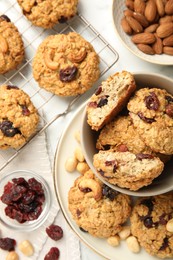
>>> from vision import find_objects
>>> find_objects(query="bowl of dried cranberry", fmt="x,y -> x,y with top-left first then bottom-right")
0,170 -> 51,231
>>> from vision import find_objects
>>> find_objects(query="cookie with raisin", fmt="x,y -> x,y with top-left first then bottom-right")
130,194 -> 173,258
93,150 -> 164,191
17,0 -> 78,28
68,169 -> 131,238
32,32 -> 100,96
86,71 -> 136,131
0,85 -> 39,149
0,15 -> 24,74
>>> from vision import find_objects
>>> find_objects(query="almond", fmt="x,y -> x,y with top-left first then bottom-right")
165,0 -> 173,15
137,43 -> 155,54
124,9 -> 134,17
126,16 -> 143,33
159,15 -> 173,24
156,22 -> 173,37
121,17 -> 133,35
163,34 -> 173,46
152,33 -> 163,54
144,23 -> 159,33
131,32 -> 156,44
155,0 -> 165,17
145,0 -> 157,22
133,12 -> 149,27
125,0 -> 134,11
134,0 -> 146,15
163,46 -> 173,54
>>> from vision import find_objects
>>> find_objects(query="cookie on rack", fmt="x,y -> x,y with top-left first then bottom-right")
0,15 -> 24,74
0,85 -> 39,149
130,194 -> 173,258
68,169 -> 131,238
96,115 -> 171,163
127,88 -> 173,155
86,71 -> 136,131
93,150 -> 164,191
17,0 -> 78,28
32,32 -> 100,96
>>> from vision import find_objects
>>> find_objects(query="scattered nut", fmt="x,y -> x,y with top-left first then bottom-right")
65,156 -> 78,172
118,226 -> 131,240
107,235 -> 120,247
18,240 -> 34,256
126,236 -> 140,253
74,130 -> 81,143
6,251 -> 19,260
76,162 -> 90,175
74,147 -> 85,162
166,218 -> 173,232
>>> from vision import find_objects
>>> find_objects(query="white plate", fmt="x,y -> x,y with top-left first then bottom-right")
111,0 -> 173,65
53,101 -> 170,260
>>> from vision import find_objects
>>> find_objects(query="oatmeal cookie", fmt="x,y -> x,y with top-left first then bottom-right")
127,88 -> 173,154
130,194 -> 173,258
32,32 -> 100,96
93,150 -> 164,191
68,170 -> 131,238
0,85 -> 39,149
17,0 -> 78,28
0,15 -> 24,74
96,115 -> 171,163
86,71 -> 136,131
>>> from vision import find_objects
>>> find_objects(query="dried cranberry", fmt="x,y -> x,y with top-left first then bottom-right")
117,144 -> 128,152
27,205 -> 42,221
1,192 -> 12,205
0,120 -> 21,137
79,187 -> 92,193
105,160 -> 117,173
165,95 -> 173,103
58,16 -> 68,23
159,237 -> 169,251
103,145 -> 111,150
46,225 -> 63,241
99,169 -> 105,176
6,85 -> 19,90
28,178 -> 44,194
136,153 -> 154,160
76,209 -> 81,217
102,184 -> 119,201
137,112 -> 156,123
88,101 -> 97,108
79,227 -> 88,232
144,92 -> 160,110
165,104 -> 173,117
22,190 -> 35,204
59,66 -> 78,82
97,96 -> 109,108
159,214 -> 168,225
12,177 -> 28,187
143,216 -> 153,228
95,86 -> 102,95
0,238 -> 16,251
44,247 -> 60,260
0,15 -> 11,22
20,105 -> 30,116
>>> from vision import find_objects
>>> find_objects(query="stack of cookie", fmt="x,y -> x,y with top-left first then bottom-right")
86,70 -> 173,191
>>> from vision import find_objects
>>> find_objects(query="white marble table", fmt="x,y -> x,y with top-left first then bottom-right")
46,0 -> 173,259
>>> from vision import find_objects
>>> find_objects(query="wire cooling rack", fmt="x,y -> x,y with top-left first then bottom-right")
0,0 -> 119,170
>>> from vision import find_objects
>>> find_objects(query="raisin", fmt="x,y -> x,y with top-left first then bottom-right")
44,247 -> 60,260
95,86 -> 102,95
136,153 -> 154,160
76,209 -> 81,217
140,198 -> 154,213
103,145 -> 111,150
0,238 -> 16,251
102,184 -> 119,201
97,96 -> 109,107
20,105 -> 30,116
0,15 -> 11,22
159,213 -> 168,225
59,66 -> 78,82
137,112 -> 156,123
165,104 -> 173,117
144,92 -> 160,110
79,187 -> 92,193
58,16 -> 68,23
6,85 -> 19,90
99,169 -> 105,176
143,216 -> 153,228
0,120 -> 21,137
165,95 -> 173,103
46,225 -> 63,241
79,227 -> 88,232
159,238 -> 169,251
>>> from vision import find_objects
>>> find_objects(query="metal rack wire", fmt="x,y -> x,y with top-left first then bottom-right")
0,0 -> 119,170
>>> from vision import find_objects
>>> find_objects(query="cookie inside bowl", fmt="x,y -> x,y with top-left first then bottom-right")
81,71 -> 173,197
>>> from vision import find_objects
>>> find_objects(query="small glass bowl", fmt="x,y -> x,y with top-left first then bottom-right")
0,170 -> 51,231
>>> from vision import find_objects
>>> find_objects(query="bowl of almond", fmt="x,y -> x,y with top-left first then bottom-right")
112,0 -> 173,65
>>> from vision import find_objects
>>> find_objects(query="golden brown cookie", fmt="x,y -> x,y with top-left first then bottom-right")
0,85 -> 39,149
32,32 -> 100,96
68,170 -> 131,238
130,194 -> 173,258
0,15 -> 24,74
17,0 -> 78,28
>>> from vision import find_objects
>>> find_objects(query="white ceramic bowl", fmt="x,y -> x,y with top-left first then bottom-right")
81,72 -> 173,197
0,170 -> 51,231
112,0 -> 173,65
